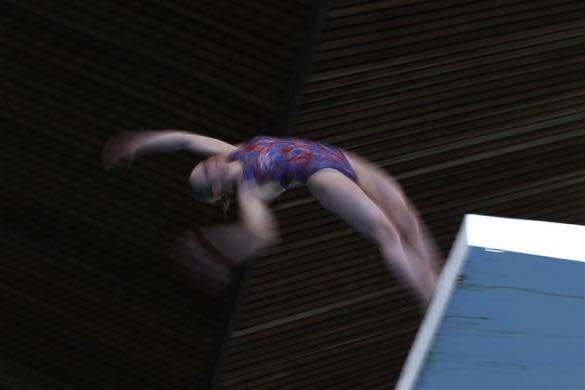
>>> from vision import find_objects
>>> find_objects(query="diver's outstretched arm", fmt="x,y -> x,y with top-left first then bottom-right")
103,130 -> 237,169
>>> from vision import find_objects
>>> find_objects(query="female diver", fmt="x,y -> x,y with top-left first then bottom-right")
103,130 -> 441,302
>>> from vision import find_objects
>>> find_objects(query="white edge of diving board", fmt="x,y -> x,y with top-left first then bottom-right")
466,214 -> 585,262
394,214 -> 585,390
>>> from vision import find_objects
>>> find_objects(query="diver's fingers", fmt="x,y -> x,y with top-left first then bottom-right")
102,132 -> 137,170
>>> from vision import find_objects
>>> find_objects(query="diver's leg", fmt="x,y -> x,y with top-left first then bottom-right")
307,169 -> 436,302
344,152 -> 442,278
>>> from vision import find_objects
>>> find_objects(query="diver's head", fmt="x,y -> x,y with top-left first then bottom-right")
189,156 -> 240,204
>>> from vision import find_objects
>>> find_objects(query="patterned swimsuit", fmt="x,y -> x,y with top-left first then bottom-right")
228,136 -> 358,188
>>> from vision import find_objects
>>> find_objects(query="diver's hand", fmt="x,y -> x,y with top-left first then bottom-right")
102,132 -> 140,170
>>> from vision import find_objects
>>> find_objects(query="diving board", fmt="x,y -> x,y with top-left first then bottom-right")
396,215 -> 585,390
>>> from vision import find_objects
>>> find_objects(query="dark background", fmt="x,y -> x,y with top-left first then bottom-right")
2,1 -> 323,388
2,0 -> 585,389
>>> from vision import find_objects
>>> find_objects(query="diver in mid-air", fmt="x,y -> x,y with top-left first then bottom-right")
104,130 -> 441,302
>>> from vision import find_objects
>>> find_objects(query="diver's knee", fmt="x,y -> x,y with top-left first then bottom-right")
367,216 -> 401,246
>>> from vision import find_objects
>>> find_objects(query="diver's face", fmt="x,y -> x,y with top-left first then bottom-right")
190,159 -> 233,204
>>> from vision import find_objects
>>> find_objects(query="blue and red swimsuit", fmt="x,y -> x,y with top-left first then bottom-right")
228,136 -> 358,188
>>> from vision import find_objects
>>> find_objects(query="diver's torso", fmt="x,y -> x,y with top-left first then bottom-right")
229,136 -> 357,190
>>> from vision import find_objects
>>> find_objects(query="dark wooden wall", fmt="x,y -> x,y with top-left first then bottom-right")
220,0 -> 585,388
1,1 -> 323,388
